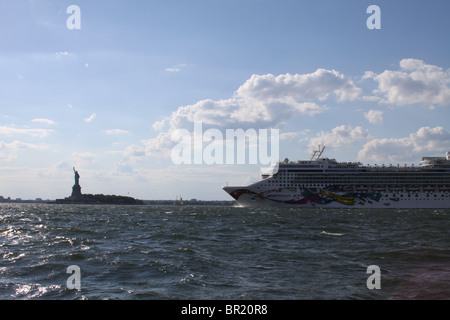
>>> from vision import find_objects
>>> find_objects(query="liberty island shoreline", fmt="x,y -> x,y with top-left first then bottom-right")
0,166 -> 236,206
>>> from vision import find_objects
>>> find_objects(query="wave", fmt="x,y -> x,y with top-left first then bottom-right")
320,230 -> 344,236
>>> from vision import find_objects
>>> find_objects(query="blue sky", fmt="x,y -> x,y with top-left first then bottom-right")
1,0 -> 450,200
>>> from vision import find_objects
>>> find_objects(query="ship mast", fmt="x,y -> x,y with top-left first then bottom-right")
310,145 -> 325,161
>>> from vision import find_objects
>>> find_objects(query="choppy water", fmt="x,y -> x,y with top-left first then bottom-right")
0,203 -> 449,300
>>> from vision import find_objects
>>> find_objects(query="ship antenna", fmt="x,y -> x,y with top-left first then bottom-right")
317,145 -> 325,159
310,145 -> 325,160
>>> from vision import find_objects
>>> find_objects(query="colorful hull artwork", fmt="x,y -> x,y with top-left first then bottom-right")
227,186 -> 383,208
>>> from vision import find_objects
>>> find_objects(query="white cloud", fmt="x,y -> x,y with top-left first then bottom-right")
54,160 -> 72,171
0,140 -> 46,162
364,59 -> 450,108
121,69 -> 365,160
152,119 -> 167,131
126,144 -> 146,158
279,132 -> 299,141
140,132 -> 174,159
84,113 -> 96,123
114,161 -> 134,174
364,109 -> 383,124
236,70 -> 362,103
105,129 -> 129,135
0,151 -> 18,162
166,63 -> 189,72
166,69 -> 362,130
0,126 -> 54,138
166,67 -> 182,72
72,152 -> 98,166
55,51 -> 71,57
362,71 -> 376,80
167,98 -> 323,130
32,118 -> 56,125
309,125 -> 370,150
358,126 -> 450,163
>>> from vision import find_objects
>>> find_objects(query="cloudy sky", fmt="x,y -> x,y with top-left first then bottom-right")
1,0 -> 450,200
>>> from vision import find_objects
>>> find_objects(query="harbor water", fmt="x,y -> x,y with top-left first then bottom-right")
0,203 -> 449,300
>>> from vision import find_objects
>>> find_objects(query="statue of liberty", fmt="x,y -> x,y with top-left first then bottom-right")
71,167 -> 82,198
73,167 -> 80,186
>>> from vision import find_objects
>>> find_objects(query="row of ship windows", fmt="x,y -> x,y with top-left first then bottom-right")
385,192 -> 449,197
277,172 -> 450,176
271,178 -> 450,184
263,182 -> 450,192
267,182 -> 450,187
267,193 -> 449,200
268,191 -> 448,196
274,175 -> 450,180
274,173 -> 450,176
274,172 -> 450,175
269,181 -> 450,186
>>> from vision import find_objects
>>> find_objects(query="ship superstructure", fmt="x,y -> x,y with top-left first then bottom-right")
223,146 -> 450,208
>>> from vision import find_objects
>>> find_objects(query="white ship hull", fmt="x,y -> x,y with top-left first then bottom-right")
223,149 -> 450,209
223,186 -> 450,209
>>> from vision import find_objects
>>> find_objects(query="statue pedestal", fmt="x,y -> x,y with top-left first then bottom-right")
71,185 -> 82,198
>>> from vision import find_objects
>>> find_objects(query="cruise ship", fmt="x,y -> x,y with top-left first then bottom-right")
223,146 -> 450,208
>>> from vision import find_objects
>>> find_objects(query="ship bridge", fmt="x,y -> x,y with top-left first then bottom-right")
420,152 -> 450,168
